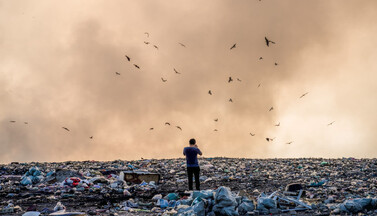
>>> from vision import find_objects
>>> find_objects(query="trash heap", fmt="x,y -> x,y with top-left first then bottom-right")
1,157 -> 377,215
20,166 -> 44,186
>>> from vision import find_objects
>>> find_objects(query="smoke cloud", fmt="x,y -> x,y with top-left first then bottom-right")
1,1 -> 377,163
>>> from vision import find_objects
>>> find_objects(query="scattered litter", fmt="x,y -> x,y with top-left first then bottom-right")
1,157 -> 377,215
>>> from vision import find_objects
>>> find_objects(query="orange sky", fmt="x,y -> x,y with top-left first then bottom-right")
1,0 -> 377,163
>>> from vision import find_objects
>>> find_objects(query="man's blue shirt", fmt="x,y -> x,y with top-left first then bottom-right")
183,147 -> 202,167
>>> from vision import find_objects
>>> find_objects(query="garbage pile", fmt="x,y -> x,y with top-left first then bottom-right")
0,157 -> 377,215
20,166 -> 44,186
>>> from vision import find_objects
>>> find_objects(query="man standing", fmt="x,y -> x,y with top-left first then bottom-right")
183,138 -> 202,191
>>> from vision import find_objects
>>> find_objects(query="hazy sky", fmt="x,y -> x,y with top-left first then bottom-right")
1,0 -> 377,163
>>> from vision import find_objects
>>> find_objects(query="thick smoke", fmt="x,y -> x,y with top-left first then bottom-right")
1,1 -> 377,163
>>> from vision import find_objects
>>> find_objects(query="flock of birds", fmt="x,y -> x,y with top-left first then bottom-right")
7,34 -> 336,146
120,34 -> 335,145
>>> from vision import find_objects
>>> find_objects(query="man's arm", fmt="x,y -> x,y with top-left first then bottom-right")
183,148 -> 186,156
196,146 -> 202,156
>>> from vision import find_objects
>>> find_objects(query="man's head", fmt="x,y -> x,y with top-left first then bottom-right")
189,138 -> 196,145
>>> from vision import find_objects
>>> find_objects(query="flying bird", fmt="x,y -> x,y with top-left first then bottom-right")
214,118 -> 218,122
161,77 -> 167,82
327,121 -> 335,126
286,141 -> 293,145
229,98 -> 233,102
62,127 -> 70,131
176,126 -> 182,131
269,107 -> 274,111
299,92 -> 309,98
144,41 -> 150,45
265,37 -> 275,47
179,43 -> 186,47
228,77 -> 233,83
214,129 -> 218,132
9,120 -> 16,123
165,122 -> 170,126
250,133 -> 255,136
134,64 -> 140,69
230,43 -> 236,50
24,122 -> 28,124
208,90 -> 212,95
258,84 -> 261,88
153,45 -> 159,49
115,72 -> 120,75
89,136 -> 93,139
125,55 -> 130,61
144,32 -> 149,37
266,137 -> 275,142
149,128 -> 154,130
274,62 -> 278,66
237,78 -> 242,82
275,122 -> 280,126
259,57 -> 263,60
174,68 -> 181,74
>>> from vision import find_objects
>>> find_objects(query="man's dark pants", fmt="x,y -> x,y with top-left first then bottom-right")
187,166 -> 200,190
